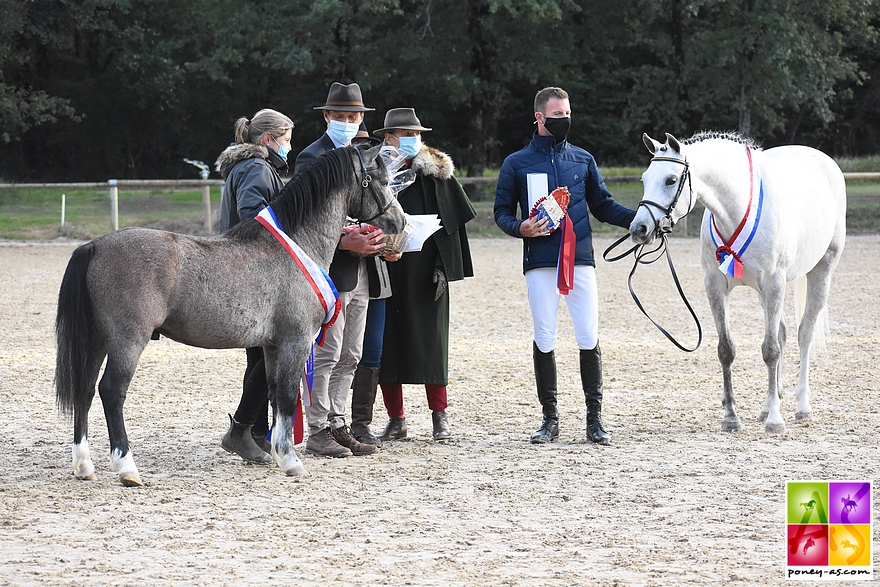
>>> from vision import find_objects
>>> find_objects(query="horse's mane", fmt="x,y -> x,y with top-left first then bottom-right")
231,147 -> 355,240
682,130 -> 761,150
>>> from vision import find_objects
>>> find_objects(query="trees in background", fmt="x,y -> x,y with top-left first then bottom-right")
0,0 -> 877,181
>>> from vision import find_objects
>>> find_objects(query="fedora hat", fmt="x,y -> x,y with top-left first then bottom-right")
373,108 -> 432,136
313,82 -> 374,112
352,121 -> 382,147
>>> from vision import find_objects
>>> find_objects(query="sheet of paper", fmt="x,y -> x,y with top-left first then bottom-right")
527,173 -> 549,211
401,214 -> 442,253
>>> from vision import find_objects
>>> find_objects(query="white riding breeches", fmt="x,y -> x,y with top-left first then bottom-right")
525,265 -> 599,353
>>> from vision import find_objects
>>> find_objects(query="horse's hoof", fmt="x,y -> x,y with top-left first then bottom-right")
764,421 -> 786,434
75,471 -> 97,481
721,419 -> 742,432
120,473 -> 144,487
795,411 -> 813,421
283,464 -> 310,477
758,411 -> 769,423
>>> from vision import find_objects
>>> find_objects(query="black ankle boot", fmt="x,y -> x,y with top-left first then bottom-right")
530,342 -> 560,444
221,414 -> 273,463
350,364 -> 381,446
580,345 -> 611,445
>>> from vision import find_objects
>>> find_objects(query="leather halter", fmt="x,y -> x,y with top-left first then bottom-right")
639,155 -> 693,236
354,148 -> 395,224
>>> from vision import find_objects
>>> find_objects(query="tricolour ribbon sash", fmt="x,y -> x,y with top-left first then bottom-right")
709,144 -> 764,280
557,212 -> 576,295
256,206 -> 342,444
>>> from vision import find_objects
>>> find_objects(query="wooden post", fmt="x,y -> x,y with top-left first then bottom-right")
109,179 -> 119,231
202,183 -> 212,234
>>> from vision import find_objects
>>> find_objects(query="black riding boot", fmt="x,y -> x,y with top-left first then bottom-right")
530,342 -> 559,444
580,345 -> 611,445
350,364 -> 382,446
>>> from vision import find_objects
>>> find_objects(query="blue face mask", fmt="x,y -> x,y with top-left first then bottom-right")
327,119 -> 360,145
275,143 -> 290,162
397,135 -> 421,158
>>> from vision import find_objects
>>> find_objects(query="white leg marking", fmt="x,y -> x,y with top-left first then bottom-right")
72,440 -> 97,481
271,415 -> 309,477
109,448 -> 143,487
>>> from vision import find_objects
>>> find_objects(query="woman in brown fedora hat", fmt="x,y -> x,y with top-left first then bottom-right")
369,108 -> 477,442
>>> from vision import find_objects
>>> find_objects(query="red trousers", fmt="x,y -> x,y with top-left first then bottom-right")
380,383 -> 447,418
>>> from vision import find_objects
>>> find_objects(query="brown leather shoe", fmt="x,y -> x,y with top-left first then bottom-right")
379,417 -> 407,441
305,428 -> 352,458
330,425 -> 377,456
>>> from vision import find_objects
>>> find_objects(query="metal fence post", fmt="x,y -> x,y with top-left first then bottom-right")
109,179 -> 119,231
202,183 -> 212,234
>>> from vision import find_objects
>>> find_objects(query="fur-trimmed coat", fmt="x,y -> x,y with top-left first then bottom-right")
380,142 -> 476,386
215,143 -> 287,231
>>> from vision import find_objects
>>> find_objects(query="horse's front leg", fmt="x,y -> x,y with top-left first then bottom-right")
265,344 -> 309,476
759,277 -> 787,433
98,346 -> 146,487
705,271 -> 741,431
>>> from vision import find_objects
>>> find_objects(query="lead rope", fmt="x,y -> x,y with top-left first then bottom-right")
603,231 -> 703,353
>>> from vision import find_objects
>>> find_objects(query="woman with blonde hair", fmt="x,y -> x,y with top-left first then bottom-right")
215,108 -> 294,463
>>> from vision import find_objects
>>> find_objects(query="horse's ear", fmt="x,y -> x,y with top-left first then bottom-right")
643,133 -> 661,154
665,133 -> 682,154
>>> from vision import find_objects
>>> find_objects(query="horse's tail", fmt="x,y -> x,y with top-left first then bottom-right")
793,275 -> 828,353
55,242 -> 102,419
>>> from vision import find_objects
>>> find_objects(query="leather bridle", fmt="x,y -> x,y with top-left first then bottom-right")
354,147 -> 395,224
638,155 -> 693,236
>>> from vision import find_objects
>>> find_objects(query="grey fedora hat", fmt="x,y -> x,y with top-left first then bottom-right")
313,82 -> 375,112
373,108 -> 432,136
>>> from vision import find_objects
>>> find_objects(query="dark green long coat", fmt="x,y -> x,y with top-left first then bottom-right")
380,145 -> 475,385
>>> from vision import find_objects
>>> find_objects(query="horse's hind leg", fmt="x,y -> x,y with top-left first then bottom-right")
98,343 -> 148,487
72,349 -> 106,481
795,247 -> 843,421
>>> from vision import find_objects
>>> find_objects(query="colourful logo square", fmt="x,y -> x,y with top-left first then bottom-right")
788,524 -> 829,566
829,482 -> 871,525
829,524 -> 871,567
787,481 -> 829,524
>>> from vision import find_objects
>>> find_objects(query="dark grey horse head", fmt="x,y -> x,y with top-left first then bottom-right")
350,144 -> 406,234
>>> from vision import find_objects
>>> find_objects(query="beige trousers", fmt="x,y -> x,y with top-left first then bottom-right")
305,260 -> 370,434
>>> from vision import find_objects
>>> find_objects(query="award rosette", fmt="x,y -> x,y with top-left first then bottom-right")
529,186 -> 571,233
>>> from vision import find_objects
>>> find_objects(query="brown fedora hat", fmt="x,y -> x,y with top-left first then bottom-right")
352,121 -> 382,147
373,108 -> 432,136
313,82 -> 375,112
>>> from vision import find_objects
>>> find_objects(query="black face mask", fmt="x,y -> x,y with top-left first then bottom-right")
543,116 -> 571,143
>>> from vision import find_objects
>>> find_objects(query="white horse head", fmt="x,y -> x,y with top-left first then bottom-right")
631,132 -> 702,244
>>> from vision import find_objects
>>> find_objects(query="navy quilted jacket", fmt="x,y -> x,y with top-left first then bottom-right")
494,132 -> 636,273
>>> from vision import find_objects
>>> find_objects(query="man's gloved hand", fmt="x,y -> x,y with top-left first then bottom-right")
433,267 -> 447,301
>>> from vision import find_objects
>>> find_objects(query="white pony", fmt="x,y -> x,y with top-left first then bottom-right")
630,131 -> 846,433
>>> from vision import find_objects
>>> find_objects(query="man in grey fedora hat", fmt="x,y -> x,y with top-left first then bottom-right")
296,82 -> 376,169
294,82 -> 392,458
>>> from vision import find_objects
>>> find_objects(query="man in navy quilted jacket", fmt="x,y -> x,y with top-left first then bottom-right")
494,86 -> 636,446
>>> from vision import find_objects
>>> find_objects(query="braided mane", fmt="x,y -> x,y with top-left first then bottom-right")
682,131 -> 761,150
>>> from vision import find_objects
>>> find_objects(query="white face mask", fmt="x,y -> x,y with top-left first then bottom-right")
327,119 -> 360,145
